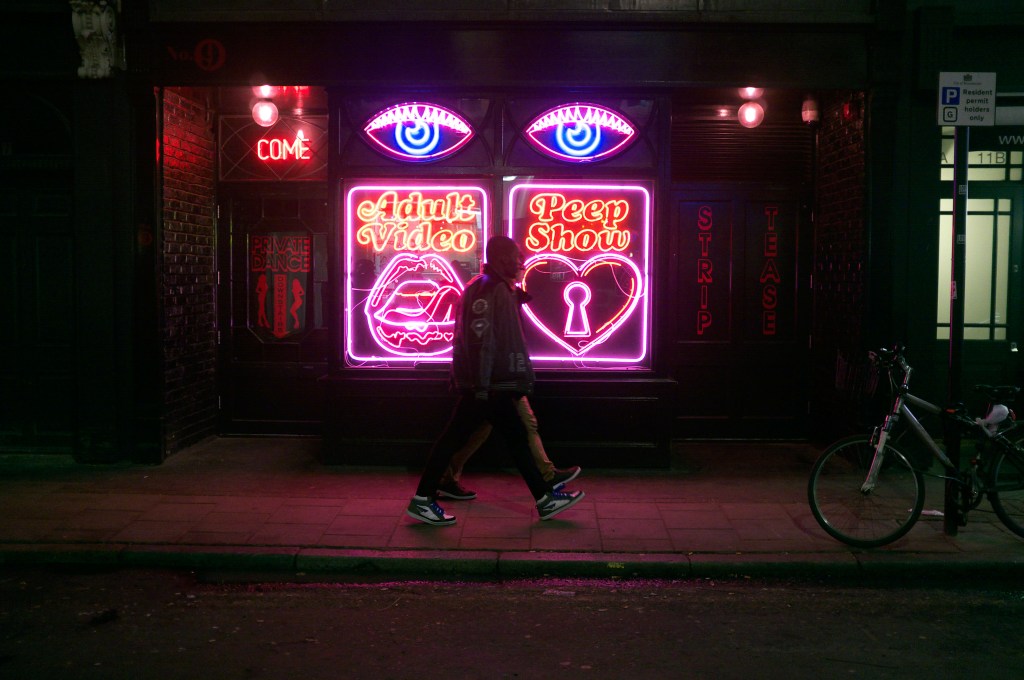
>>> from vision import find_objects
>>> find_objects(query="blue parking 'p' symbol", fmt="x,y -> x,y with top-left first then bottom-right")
941,87 -> 960,106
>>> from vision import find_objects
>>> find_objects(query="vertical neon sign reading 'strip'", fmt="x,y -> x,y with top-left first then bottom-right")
345,184 -> 488,364
509,182 -> 651,365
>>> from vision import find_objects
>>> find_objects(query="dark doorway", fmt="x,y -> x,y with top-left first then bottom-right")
667,185 -> 812,438
0,95 -> 75,452
217,185 -> 329,434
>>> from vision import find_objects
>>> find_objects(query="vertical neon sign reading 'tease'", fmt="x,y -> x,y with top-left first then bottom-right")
508,182 -> 651,365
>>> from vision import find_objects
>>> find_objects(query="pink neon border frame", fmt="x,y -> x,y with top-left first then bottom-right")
507,181 -> 651,364
344,182 -> 490,364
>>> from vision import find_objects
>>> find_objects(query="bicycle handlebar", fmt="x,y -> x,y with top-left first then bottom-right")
870,344 -> 1019,435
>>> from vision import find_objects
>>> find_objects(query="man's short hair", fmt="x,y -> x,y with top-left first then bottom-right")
486,235 -> 517,262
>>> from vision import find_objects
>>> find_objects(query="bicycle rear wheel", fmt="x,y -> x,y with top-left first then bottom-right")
989,430 -> 1024,538
808,435 -> 925,548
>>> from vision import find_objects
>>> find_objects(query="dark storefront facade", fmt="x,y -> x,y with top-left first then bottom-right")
2,2 -> 1023,466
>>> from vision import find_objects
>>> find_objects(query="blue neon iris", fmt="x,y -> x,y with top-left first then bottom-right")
394,120 -> 441,157
555,122 -> 602,158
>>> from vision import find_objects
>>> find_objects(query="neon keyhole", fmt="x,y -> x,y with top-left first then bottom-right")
563,282 -> 593,337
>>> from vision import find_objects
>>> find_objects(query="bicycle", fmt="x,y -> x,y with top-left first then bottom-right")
807,345 -> 1024,548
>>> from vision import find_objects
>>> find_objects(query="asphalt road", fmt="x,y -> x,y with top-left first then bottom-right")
2,568 -> 1022,679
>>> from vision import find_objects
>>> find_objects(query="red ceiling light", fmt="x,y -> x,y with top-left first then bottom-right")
252,100 -> 280,127
737,101 -> 765,128
252,84 -> 281,99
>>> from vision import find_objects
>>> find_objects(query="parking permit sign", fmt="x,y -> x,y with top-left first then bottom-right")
938,72 -> 996,126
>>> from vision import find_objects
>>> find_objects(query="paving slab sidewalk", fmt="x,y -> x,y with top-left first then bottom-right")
1,437 -> 1022,580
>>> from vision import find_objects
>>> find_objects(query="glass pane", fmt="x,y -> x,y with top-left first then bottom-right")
964,327 -> 990,340
964,213 -> 993,324
936,213 -> 952,325
968,168 -> 1007,181
995,213 -> 1010,324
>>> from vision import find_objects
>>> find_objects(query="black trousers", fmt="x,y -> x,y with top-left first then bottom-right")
416,392 -> 550,500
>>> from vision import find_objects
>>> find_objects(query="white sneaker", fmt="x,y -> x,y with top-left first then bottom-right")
406,495 -> 456,526
536,489 -> 585,520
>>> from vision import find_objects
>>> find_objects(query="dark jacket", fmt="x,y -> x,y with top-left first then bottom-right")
450,263 -> 535,396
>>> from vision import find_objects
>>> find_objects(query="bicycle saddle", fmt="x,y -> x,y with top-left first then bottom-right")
973,384 -> 1020,402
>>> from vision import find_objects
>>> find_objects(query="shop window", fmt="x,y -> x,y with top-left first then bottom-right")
505,179 -> 652,367
935,197 -> 1011,340
343,181 -> 488,365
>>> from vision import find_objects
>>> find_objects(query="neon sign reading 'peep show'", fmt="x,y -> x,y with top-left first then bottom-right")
509,182 -> 651,364
345,184 -> 488,363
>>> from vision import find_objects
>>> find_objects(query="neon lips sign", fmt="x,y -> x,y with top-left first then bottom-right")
508,182 -> 651,364
345,184 -> 488,363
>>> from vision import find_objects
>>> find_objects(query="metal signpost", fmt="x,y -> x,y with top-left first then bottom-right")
937,71 -> 996,535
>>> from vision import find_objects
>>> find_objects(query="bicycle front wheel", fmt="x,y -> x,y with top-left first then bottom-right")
989,430 -> 1024,539
808,435 -> 925,548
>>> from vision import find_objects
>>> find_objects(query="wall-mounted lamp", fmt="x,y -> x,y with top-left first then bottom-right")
252,100 -> 280,127
738,101 -> 765,128
801,95 -> 820,125
252,84 -> 281,99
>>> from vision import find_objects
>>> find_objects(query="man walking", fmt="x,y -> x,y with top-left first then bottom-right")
406,236 -> 585,525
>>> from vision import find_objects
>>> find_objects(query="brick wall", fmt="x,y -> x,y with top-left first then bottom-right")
161,87 -> 217,453
812,90 -> 869,438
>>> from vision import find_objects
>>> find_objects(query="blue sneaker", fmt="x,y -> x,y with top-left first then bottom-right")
406,495 -> 456,526
536,489 -> 585,521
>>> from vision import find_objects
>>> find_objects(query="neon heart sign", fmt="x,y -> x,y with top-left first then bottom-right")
521,253 -> 643,358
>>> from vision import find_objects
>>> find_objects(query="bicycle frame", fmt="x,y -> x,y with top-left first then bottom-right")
862,370 -> 957,493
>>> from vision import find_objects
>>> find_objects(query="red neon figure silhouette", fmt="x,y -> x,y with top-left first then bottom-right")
256,274 -> 270,328
290,278 -> 305,329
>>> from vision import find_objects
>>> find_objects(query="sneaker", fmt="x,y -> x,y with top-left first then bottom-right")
436,479 -> 477,500
536,489 -> 585,521
406,495 -> 456,526
549,466 -> 581,491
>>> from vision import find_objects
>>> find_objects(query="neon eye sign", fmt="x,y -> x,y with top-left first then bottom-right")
508,182 -> 651,364
345,183 -> 489,364
525,103 -> 636,163
363,103 -> 475,162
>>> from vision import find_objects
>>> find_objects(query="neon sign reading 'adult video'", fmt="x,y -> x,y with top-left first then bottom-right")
345,184 -> 488,363
508,182 -> 651,364
363,103 -> 475,162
